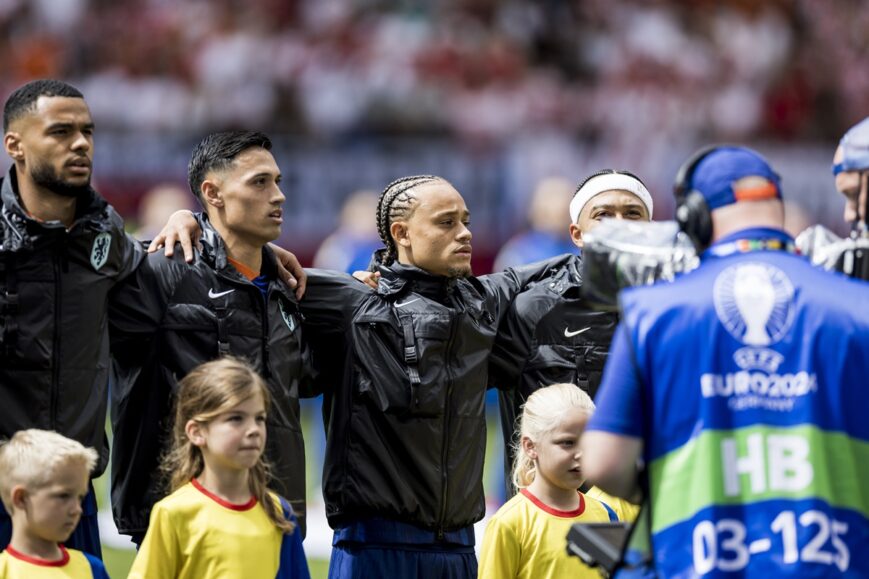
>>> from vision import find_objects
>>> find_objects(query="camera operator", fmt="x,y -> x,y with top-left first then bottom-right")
581,145 -> 869,577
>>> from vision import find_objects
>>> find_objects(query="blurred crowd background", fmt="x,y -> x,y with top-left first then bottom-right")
1,0 -> 866,266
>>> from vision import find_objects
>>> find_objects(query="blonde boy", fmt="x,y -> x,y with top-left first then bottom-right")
0,430 -> 108,578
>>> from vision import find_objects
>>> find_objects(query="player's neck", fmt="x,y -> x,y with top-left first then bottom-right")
15,168 -> 76,227
219,233 -> 263,276
527,477 -> 581,512
9,524 -> 64,562
196,464 -> 253,505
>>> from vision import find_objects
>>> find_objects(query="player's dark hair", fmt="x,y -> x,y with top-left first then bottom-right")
187,130 -> 273,208
3,79 -> 84,132
375,175 -> 442,266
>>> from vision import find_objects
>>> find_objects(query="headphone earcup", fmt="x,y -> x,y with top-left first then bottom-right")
676,191 -> 712,252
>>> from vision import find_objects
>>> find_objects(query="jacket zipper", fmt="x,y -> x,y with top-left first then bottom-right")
50,235 -> 68,428
437,312 -> 458,540
260,286 -> 271,379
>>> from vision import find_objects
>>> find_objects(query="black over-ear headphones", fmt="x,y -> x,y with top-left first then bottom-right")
673,145 -> 723,252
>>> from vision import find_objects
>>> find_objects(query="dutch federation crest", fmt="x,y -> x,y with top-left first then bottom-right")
713,261 -> 795,346
90,232 -> 112,271
279,300 -> 296,332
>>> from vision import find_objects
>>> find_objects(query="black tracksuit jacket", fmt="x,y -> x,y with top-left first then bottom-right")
0,166 -> 143,477
300,257 -> 566,535
108,216 -> 312,536
488,253 -> 619,494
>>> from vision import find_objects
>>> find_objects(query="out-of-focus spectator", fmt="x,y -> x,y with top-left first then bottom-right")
132,183 -> 192,241
312,189 -> 381,273
493,176 -> 577,271
0,0 -> 864,143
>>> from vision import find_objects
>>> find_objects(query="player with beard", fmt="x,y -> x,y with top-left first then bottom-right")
0,79 -> 145,558
299,175 -> 569,579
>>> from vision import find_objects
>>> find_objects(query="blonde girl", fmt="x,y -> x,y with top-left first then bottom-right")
478,383 -> 628,579
129,357 -> 309,579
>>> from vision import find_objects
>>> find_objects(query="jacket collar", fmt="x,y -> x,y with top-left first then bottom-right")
375,258 -> 487,319
376,261 -> 456,302
545,253 -> 583,296
1,166 -> 110,251
195,212 -> 296,303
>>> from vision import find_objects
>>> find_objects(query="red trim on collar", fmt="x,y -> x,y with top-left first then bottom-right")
191,478 -> 257,511
5,544 -> 69,567
520,488 -> 585,518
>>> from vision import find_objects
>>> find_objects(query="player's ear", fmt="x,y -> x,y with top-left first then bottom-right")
201,179 -> 223,210
391,221 -> 410,248
569,223 -> 583,248
4,132 -> 24,162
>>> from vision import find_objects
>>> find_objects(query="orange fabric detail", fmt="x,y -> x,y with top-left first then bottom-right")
227,257 -> 259,281
733,182 -> 778,202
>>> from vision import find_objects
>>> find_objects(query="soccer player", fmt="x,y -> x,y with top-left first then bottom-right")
582,146 -> 869,576
0,80 -> 145,557
489,170 -> 652,497
300,175 -> 569,579
108,131 -> 312,545
0,430 -> 108,578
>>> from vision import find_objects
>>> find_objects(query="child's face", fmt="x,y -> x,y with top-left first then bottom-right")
196,391 -> 267,472
16,461 -> 89,544
529,408 -> 590,492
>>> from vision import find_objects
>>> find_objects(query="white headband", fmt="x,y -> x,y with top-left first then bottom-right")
569,173 -> 654,224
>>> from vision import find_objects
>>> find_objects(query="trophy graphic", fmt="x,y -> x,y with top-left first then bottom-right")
732,264 -> 775,346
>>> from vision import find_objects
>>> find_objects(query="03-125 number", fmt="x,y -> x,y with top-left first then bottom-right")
692,509 -> 849,574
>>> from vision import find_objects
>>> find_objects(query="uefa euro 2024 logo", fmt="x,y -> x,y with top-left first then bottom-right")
713,262 -> 795,348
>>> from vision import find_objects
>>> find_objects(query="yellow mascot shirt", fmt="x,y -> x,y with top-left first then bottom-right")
478,489 -> 619,579
129,480 -> 283,579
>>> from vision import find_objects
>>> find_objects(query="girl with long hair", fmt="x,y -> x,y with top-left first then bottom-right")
128,357 -> 309,579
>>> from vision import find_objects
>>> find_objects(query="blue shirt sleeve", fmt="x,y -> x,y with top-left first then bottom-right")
84,553 -> 110,579
277,504 -> 311,579
587,322 -> 645,438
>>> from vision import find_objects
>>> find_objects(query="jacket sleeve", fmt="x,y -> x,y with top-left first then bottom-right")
108,250 -> 187,393
106,206 -> 147,283
478,253 -> 572,324
298,268 -> 371,394
487,293 -> 534,391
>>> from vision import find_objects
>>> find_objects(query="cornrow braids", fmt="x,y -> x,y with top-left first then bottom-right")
573,169 -> 647,197
375,175 -> 442,266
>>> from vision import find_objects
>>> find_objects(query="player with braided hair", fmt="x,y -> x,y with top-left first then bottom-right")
374,175 -> 441,266
299,175 -> 569,578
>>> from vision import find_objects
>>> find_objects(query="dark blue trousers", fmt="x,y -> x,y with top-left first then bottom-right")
328,518 -> 477,579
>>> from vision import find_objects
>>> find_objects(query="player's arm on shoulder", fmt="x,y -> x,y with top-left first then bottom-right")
300,268 -> 372,329
488,296 -> 534,391
480,254 -> 572,323
147,209 -> 200,263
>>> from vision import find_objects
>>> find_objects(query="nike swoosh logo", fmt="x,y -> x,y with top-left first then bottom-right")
564,326 -> 592,338
394,298 -> 420,308
208,288 -> 236,299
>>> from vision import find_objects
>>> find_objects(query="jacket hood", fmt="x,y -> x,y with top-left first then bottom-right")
1,166 -> 111,251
